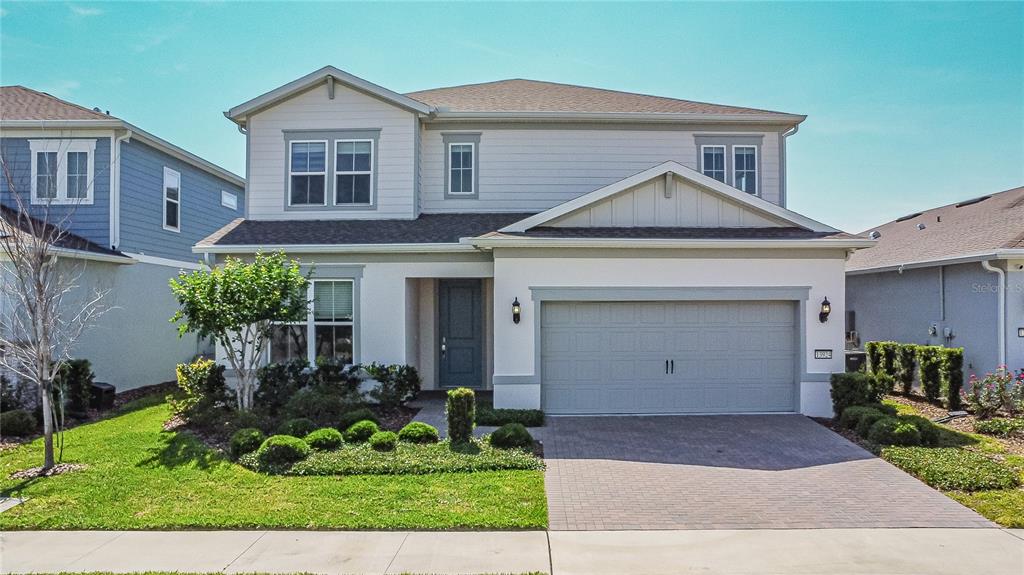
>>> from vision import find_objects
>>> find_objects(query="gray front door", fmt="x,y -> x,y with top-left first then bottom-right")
438,279 -> 483,388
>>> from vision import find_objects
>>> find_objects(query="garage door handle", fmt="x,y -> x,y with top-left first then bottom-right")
671,360 -> 674,374
665,360 -> 669,374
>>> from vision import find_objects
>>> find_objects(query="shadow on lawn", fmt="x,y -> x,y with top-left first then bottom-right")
137,431 -> 220,471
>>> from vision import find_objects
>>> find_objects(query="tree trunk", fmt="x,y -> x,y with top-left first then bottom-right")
40,381 -> 55,469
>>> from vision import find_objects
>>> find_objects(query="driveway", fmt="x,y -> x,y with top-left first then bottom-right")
537,415 -> 993,530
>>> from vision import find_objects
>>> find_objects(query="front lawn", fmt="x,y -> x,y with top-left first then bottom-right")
0,395 -> 547,530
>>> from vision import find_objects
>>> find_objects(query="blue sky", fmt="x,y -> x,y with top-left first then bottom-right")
2,1 -> 1021,232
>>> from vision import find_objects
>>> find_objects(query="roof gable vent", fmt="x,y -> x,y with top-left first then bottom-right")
955,195 -> 991,208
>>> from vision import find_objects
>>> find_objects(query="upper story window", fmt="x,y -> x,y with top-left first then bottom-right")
700,145 -> 726,182
289,141 -> 327,206
163,167 -> 181,232
29,139 -> 96,204
733,146 -> 757,195
695,135 -> 762,196
335,140 -> 373,205
442,132 -> 481,199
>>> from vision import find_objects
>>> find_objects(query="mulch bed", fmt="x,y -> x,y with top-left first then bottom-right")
372,405 -> 419,432
9,462 -> 88,480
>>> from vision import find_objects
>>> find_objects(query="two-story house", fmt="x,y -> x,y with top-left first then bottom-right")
197,67 -> 871,417
0,86 -> 244,391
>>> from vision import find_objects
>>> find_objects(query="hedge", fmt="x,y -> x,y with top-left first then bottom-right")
940,347 -> 964,410
917,346 -> 943,403
893,344 -> 917,395
830,372 -> 885,416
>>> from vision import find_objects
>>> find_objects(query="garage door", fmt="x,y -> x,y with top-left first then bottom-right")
541,301 -> 798,414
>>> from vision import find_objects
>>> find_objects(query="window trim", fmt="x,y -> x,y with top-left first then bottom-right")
287,139 -> 328,207
442,132 -> 481,199
333,138 -> 375,207
28,139 -> 97,205
282,129 -> 381,212
162,166 -> 181,233
699,144 -> 727,183
447,142 -> 476,196
271,278 -> 357,365
733,145 -> 758,195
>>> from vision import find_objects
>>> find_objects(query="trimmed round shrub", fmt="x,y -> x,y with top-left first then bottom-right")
899,414 -> 941,446
855,409 -> 890,438
839,406 -> 883,430
256,434 -> 311,469
490,423 -> 533,449
368,430 -> 398,452
337,408 -> 379,431
230,427 -> 266,458
397,421 -> 439,444
279,417 -> 316,438
343,420 -> 380,444
304,427 -> 344,450
868,417 -> 921,446
0,409 -> 37,437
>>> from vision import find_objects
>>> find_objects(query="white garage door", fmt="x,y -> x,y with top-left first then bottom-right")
541,301 -> 798,414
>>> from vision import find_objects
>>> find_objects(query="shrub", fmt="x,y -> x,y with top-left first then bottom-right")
839,406 -> 883,430
255,434 -> 311,469
279,417 -> 316,437
169,358 -> 232,424
368,430 -> 398,452
872,372 -> 897,396
304,427 -> 344,450
894,344 -> 917,395
227,409 -> 273,434
397,421 -> 439,444
490,423 -> 534,449
917,346 -> 943,403
54,359 -> 95,417
283,386 -> 359,427
1,375 -> 34,413
940,348 -> 964,410
0,409 -> 37,436
337,408 -> 379,431
882,447 -> 1020,491
898,414 -> 941,446
974,417 -> 1024,437
363,363 -> 421,409
312,357 -> 362,394
867,417 -> 921,446
830,372 -> 884,417
964,370 -> 1007,419
476,403 -> 545,427
343,420 -> 380,443
1007,373 -> 1024,416
865,341 -> 882,375
861,402 -> 898,416
446,387 -> 476,443
254,359 -> 310,415
855,409 -> 890,438
878,341 -> 899,378
229,427 -> 266,458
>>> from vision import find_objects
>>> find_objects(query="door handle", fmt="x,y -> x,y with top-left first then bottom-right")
665,360 -> 669,374
441,336 -> 447,359
671,360 -> 674,374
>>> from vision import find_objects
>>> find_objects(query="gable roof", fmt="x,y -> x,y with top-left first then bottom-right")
500,161 -> 840,234
0,86 -> 112,121
0,205 -> 132,263
847,186 -> 1024,273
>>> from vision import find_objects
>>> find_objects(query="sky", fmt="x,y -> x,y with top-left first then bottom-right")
1,1 -> 1021,232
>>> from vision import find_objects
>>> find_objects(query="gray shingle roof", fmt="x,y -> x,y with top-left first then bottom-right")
0,205 -> 127,258
846,186 -> 1024,272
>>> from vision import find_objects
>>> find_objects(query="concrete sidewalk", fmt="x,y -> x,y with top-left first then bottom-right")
2,528 -> 1022,574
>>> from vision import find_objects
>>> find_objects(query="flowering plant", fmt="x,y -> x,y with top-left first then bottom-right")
963,367 -> 1012,419
1005,370 -> 1024,416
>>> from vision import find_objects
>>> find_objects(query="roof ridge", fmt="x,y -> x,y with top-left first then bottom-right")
0,85 -> 113,120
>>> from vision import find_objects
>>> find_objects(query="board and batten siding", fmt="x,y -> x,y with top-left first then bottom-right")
118,139 -> 244,262
419,127 -> 783,214
246,84 -> 417,220
0,136 -> 112,248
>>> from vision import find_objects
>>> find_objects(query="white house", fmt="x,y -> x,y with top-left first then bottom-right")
196,67 -> 873,417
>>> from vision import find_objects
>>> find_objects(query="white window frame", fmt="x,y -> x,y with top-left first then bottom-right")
333,139 -> 374,206
733,145 -> 758,195
29,139 -> 96,205
271,279 -> 355,364
447,142 -> 475,196
700,144 -> 727,183
288,140 -> 328,207
220,190 -> 238,210
162,167 -> 181,233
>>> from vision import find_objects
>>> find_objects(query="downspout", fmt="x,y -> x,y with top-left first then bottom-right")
982,260 -> 1006,367
780,124 -> 799,208
110,129 -> 133,250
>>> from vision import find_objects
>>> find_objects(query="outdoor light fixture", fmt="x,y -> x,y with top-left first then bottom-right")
819,297 -> 832,323
512,298 -> 522,324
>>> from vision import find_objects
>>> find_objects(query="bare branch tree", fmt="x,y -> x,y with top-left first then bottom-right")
0,144 -> 109,470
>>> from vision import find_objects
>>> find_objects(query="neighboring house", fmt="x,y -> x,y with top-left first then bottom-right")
196,66 -> 872,417
0,86 -> 245,390
847,187 -> 1024,377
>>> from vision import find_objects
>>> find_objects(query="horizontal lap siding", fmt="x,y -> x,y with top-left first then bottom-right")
118,139 -> 244,261
247,85 -> 416,220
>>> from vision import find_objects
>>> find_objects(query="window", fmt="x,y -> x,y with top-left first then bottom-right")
29,139 -> 96,204
221,190 -> 238,210
289,141 -> 326,206
163,167 -> 181,232
701,145 -> 726,182
448,143 -> 474,195
733,146 -> 757,194
335,140 -> 372,205
270,280 -> 354,364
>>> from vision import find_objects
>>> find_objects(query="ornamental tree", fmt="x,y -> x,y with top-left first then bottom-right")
170,251 -> 308,410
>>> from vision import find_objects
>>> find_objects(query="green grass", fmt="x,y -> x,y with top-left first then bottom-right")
0,396 -> 547,530
948,490 -> 1024,528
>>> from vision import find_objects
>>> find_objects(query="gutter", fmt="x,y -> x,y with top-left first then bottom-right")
982,260 -> 1007,367
48,247 -> 135,265
467,237 -> 876,250
780,124 -> 799,207
847,249 -> 1024,276
193,242 -> 481,255
429,110 -> 807,125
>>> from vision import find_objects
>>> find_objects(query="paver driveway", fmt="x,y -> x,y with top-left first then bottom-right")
537,415 -> 993,530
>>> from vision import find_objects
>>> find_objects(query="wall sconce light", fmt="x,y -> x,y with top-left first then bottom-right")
512,298 -> 522,324
819,297 -> 832,323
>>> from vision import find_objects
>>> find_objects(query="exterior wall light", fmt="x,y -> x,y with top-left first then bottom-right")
512,298 -> 522,324
819,297 -> 832,323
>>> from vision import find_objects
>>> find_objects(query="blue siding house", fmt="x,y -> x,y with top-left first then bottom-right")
0,86 -> 244,390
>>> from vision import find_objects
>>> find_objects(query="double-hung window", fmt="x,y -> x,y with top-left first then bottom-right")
448,143 -> 474,195
701,145 -> 726,182
289,141 -> 327,206
335,140 -> 373,205
733,146 -> 757,194
29,139 -> 96,204
163,167 -> 181,232
270,280 -> 355,364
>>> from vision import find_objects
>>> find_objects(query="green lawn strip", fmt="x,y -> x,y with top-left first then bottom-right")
0,399 -> 547,530
947,490 -> 1024,528
476,401 -> 544,428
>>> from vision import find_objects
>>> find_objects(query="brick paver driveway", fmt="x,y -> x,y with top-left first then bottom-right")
537,415 -> 993,530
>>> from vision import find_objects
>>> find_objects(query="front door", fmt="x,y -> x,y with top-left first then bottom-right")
438,279 -> 483,388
